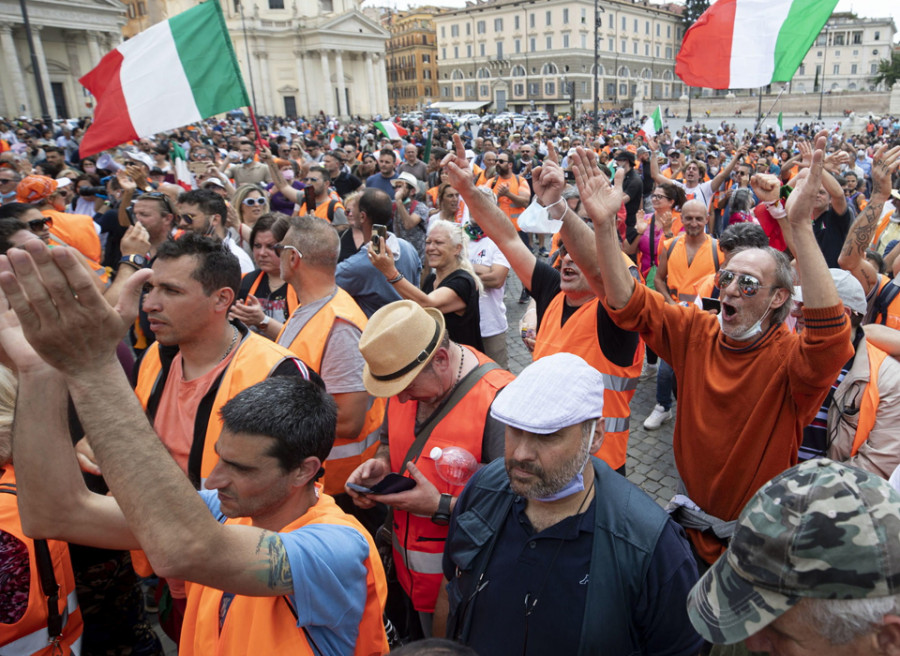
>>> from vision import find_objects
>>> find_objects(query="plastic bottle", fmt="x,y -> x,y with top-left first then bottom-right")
429,446 -> 480,486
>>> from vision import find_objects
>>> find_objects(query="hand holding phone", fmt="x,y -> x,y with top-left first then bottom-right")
372,224 -> 387,254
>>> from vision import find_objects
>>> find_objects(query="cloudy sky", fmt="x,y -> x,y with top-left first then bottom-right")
362,0 -> 900,43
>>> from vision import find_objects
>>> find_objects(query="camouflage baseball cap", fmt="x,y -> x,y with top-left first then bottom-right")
687,459 -> 900,645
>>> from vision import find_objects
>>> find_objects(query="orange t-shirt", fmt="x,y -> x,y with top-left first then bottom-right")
42,208 -> 102,263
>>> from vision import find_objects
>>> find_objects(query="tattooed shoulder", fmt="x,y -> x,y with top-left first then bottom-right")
255,531 -> 293,592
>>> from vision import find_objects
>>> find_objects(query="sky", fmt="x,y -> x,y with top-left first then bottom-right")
362,0 -> 900,43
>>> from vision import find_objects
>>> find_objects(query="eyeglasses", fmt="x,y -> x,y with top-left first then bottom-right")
497,159 -> 510,164
242,197 -> 266,206
715,269 -> 773,297
650,194 -> 670,200
28,218 -> 52,230
273,243 -> 302,258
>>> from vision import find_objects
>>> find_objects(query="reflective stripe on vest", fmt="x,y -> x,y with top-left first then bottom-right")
850,344 -> 889,457
392,532 -> 444,575
603,373 -> 639,392
605,416 -> 630,433
328,429 -> 380,460
0,591 -> 80,655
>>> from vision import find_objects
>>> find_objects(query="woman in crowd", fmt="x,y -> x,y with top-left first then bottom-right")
624,182 -> 685,280
369,218 -> 484,351
338,190 -> 366,262
231,183 -> 269,251
429,182 -> 464,224
267,158 -> 304,215
229,213 -> 297,340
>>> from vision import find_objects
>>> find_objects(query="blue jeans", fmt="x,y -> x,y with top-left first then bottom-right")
656,359 -> 675,410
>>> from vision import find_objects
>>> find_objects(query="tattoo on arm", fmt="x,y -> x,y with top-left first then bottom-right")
256,531 -> 294,592
841,200 -> 885,260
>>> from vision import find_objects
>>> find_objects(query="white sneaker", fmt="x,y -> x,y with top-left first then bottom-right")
640,362 -> 658,379
643,404 -> 673,430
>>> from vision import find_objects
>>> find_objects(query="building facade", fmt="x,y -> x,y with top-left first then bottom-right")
385,7 -> 441,114
791,12 -> 897,94
0,0 -> 127,119
433,0 -> 683,114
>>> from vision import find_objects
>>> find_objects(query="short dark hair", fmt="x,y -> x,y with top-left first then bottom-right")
308,165 -> 328,179
249,212 -> 290,249
719,222 -> 769,253
378,148 -> 397,162
136,191 -> 176,217
219,377 -> 337,471
178,188 -> 227,221
155,232 -> 240,299
43,146 -> 64,157
0,217 -> 29,254
391,638 -> 479,656
358,188 -> 393,225
0,202 -> 36,222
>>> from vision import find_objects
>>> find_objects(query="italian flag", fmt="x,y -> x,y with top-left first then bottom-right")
675,0 -> 839,90
79,0 -> 249,156
374,121 -> 409,140
170,142 -> 194,190
639,106 -> 663,139
775,112 -> 784,138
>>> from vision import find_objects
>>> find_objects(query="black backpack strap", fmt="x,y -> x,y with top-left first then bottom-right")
874,280 -> 900,326
327,199 -> 338,222
665,234 -> 682,259
711,238 -> 720,272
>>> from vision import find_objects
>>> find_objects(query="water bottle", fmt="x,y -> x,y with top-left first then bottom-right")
430,446 -> 480,486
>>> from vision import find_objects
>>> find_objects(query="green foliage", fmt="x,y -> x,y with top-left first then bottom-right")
681,0 -> 711,31
872,52 -> 900,88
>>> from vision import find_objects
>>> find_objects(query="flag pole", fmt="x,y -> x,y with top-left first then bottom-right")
754,85 -> 787,135
248,106 -> 265,148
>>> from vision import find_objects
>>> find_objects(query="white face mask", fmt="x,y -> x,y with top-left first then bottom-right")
719,295 -> 775,342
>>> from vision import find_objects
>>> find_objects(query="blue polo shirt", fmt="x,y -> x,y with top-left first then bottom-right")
365,171 -> 398,197
443,478 -> 704,656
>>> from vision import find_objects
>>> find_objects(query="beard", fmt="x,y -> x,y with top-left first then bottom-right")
506,432 -> 592,499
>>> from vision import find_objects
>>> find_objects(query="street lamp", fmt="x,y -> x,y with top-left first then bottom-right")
817,25 -> 829,120
686,86 -> 693,123
593,3 -> 605,130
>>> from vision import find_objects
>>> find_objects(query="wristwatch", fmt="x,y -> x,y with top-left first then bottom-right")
431,493 -> 453,526
258,315 -> 271,329
120,254 -> 150,270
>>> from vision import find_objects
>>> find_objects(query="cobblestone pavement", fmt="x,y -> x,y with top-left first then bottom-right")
502,268 -> 679,508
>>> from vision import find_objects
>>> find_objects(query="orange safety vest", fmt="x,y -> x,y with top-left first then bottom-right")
388,350 -> 513,612
662,234 -> 722,303
488,174 -> 527,231
134,330 -> 308,487
298,197 -> 344,223
532,292 -> 643,471
850,344 -> 890,457
871,210 -> 897,252
179,491 -> 389,656
245,271 -> 300,317
276,288 -> 386,495
42,208 -> 102,264
0,467 -> 83,655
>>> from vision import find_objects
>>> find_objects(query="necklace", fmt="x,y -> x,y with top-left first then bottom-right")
219,325 -> 238,363
455,344 -> 465,385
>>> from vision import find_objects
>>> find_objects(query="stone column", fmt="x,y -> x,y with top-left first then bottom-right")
0,23 -> 30,116
376,54 -> 389,117
257,51 -> 273,115
30,25 -> 56,119
334,50 -> 347,118
319,50 -> 335,116
293,50 -> 310,118
365,52 -> 376,117
86,32 -> 101,66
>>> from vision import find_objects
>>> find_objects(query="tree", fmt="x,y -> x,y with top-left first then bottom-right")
872,52 -> 900,88
680,0 -> 711,33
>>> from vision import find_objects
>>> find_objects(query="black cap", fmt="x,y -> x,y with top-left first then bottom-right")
614,151 -> 635,165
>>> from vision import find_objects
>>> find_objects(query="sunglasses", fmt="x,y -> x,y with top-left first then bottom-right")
178,213 -> 203,225
715,269 -> 773,297
28,217 -> 52,230
242,197 -> 266,206
304,177 -> 322,183
272,243 -> 302,258
0,178 -> 15,184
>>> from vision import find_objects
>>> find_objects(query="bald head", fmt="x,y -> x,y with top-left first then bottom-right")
682,199 -> 708,216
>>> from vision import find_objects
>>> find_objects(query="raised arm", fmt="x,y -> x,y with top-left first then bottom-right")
785,131 -> 843,310
710,144 -> 749,192
646,136 -> 669,186
0,243 -> 316,597
259,145 -> 300,203
570,147 -> 635,309
838,144 -> 900,294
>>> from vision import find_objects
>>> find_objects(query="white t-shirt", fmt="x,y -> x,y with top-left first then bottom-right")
224,235 -> 255,274
671,179 -> 715,207
467,236 -> 509,338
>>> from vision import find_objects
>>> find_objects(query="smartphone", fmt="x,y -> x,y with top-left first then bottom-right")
188,161 -> 208,175
372,224 -> 387,254
346,482 -> 376,494
701,297 -> 721,313
347,473 -> 416,496
304,185 -> 316,212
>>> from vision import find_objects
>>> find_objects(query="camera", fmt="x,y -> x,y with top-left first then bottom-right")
78,186 -> 107,197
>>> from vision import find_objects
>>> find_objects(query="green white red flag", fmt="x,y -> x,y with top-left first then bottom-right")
639,106 -> 663,139
79,0 -> 250,156
675,0 -> 839,90
374,121 -> 409,140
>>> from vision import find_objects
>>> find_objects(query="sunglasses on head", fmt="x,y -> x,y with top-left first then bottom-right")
242,197 -> 266,206
715,269 -> 773,297
28,217 -> 52,230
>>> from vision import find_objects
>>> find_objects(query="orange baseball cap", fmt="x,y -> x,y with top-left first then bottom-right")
16,175 -> 58,202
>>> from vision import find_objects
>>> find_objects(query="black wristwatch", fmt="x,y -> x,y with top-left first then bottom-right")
120,254 -> 150,270
431,493 -> 453,526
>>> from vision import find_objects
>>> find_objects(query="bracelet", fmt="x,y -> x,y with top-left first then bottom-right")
387,272 -> 405,284
542,196 -> 567,214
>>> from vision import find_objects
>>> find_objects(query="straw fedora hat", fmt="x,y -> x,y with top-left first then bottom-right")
360,300 -> 446,398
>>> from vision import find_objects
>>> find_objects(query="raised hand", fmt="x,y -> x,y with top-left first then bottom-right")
571,147 -> 624,227
531,141 -> 566,208
787,131 -> 828,227
750,173 -> 781,203
116,169 -> 136,192
870,143 -> 900,199
440,134 -> 474,191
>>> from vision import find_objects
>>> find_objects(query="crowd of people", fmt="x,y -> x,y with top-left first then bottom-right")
0,107 -> 899,656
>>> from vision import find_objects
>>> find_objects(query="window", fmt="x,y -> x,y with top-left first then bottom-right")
607,82 -> 615,97
424,70 -> 432,79
619,83 -> 627,96
816,34 -> 826,46
512,65 -> 525,76
621,39 -> 626,52
667,25 -> 671,38
268,0 -> 284,8
834,50 -> 840,57
442,86 -> 450,97
441,26 -> 445,38
851,64 -> 857,74
815,64 -> 821,76
494,18 -> 503,31
581,8 -> 586,24
852,31 -> 862,44
581,34 -> 586,48
633,19 -> 638,31
833,33 -> 844,45
529,82 -> 539,95
853,49 -> 858,55
581,81 -> 587,93
871,63 -> 878,74
541,63 -> 558,75
873,49 -> 879,56
454,46 -> 459,58
466,22 -> 471,35
425,87 -> 432,96
563,8 -> 569,23
798,64 -> 805,75
442,47 -> 446,59
477,20 -> 485,34
546,10 -> 552,26
656,23 -> 660,37
545,82 -> 555,95
451,24 -> 459,37
833,64 -> 839,75
480,43 -> 485,56
127,3 -> 135,18
816,50 -> 822,57
645,20 -> 649,34
454,86 -> 462,97
546,35 -> 552,49
515,39 -> 521,53
466,83 -> 475,97
530,37 -> 536,52
497,41 -> 503,58
515,15 -> 520,30
480,85 -> 488,96
621,16 -> 626,30
563,34 -> 569,48
530,13 -> 535,28
422,54 -> 431,63
644,44 -> 649,56
608,38 -> 613,50
466,44 -> 472,57
874,31 -> 880,41
665,46 -> 672,58
318,0 -> 331,10
514,83 -> 524,95
655,45 -> 659,57
632,41 -> 637,54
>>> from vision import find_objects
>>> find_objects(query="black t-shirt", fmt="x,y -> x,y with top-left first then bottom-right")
338,228 -> 361,263
529,259 -> 639,368
813,207 -> 852,268
238,270 -> 291,323
423,269 -> 484,352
